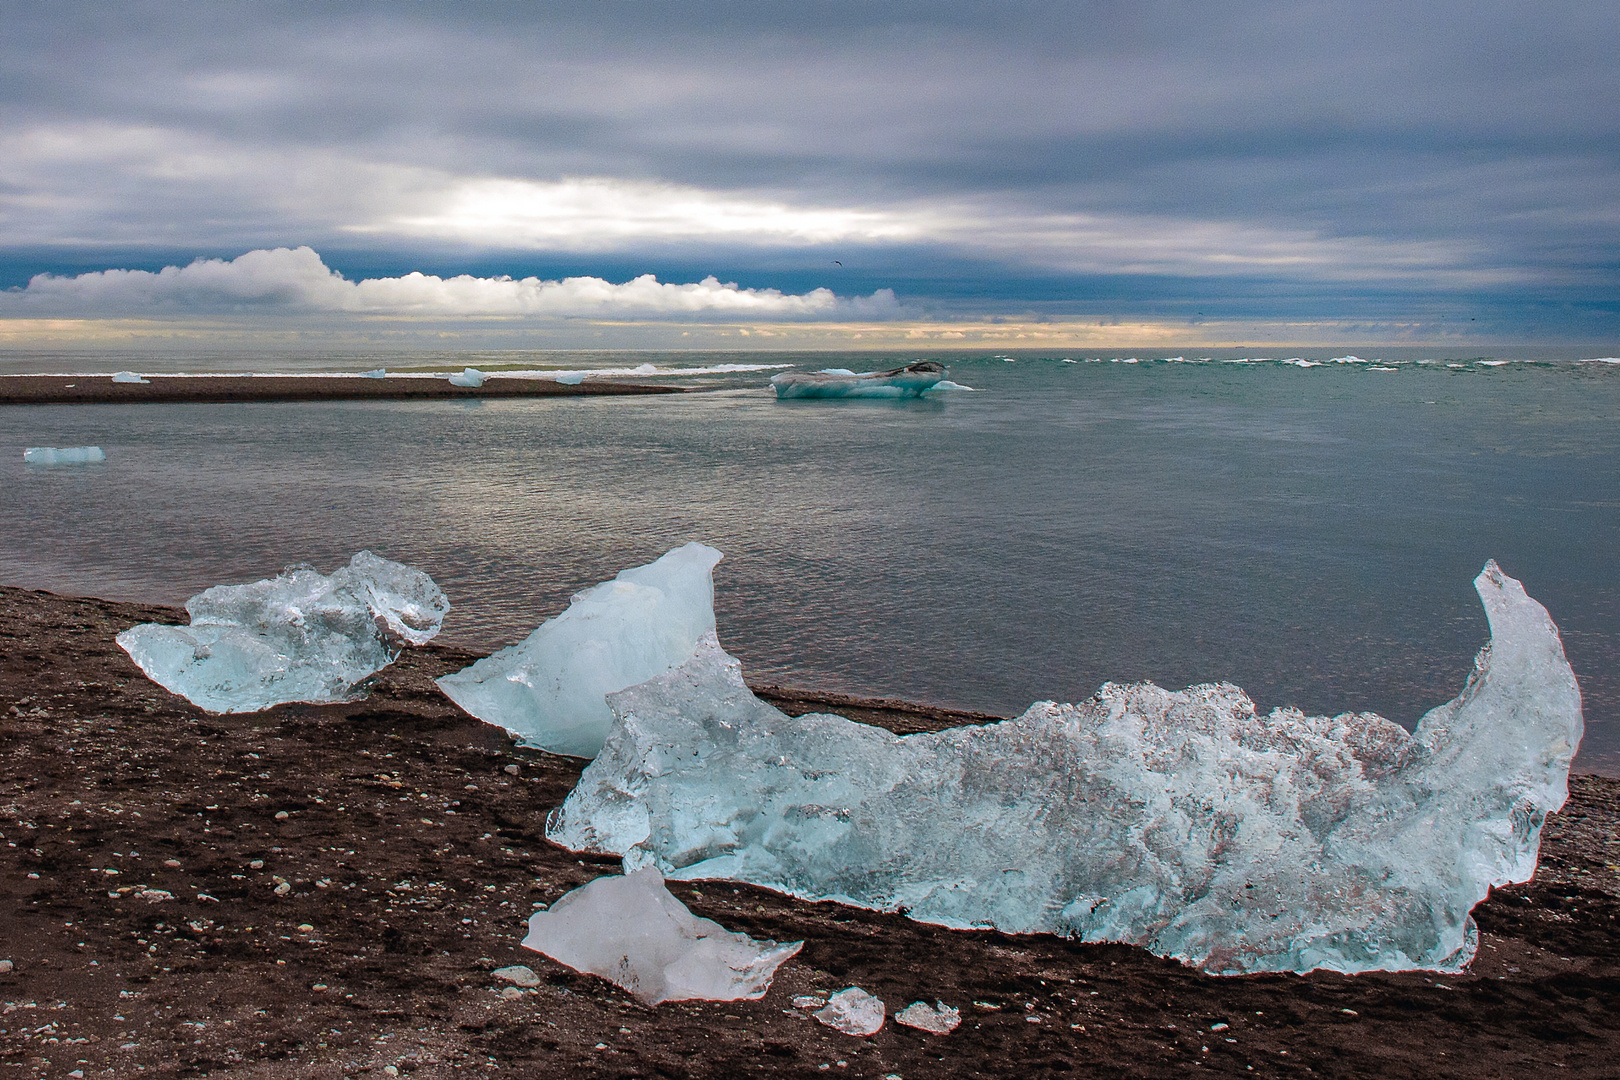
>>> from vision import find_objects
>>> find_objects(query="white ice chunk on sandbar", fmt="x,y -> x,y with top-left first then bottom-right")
116,551 -> 449,713
895,1000 -> 960,1034
814,987 -> 886,1035
23,446 -> 105,465
522,867 -> 802,1005
447,367 -> 485,387
547,562 -> 1582,975
111,371 -> 149,383
770,360 -> 945,399
436,542 -> 722,758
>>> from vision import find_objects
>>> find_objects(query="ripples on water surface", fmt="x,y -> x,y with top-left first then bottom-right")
4,350 -> 1617,774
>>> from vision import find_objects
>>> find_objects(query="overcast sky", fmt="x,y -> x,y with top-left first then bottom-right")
1,0 -> 1616,349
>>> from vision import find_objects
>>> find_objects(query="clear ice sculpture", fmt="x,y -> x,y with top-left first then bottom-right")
770,360 -> 945,399
23,446 -> 105,465
522,867 -> 802,1005
436,542 -> 722,758
116,551 -> 449,714
547,562 -> 1582,975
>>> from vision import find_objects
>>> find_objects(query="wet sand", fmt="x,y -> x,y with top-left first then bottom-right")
0,375 -> 682,406
1,584 -> 1617,1078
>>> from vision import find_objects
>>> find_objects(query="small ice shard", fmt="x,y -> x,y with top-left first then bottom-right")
813,987 -> 886,1036
448,367 -> 486,387
771,360 -> 945,399
111,371 -> 148,384
548,562 -> 1582,975
116,551 -> 449,713
23,446 -> 105,465
895,1000 -> 961,1034
437,542 -> 722,758
360,368 -> 387,378
521,867 -> 802,1005
555,372 -> 586,385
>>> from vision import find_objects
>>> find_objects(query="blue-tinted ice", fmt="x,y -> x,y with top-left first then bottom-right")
548,562 -> 1582,975
24,446 -> 105,465
771,360 -> 946,399
116,551 -> 449,713
436,542 -> 722,758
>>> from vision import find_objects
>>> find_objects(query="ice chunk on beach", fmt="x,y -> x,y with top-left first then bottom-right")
895,1001 -> 960,1034
436,542 -> 722,758
814,987 -> 886,1035
116,551 -> 449,713
23,446 -> 105,465
448,367 -> 485,387
771,360 -> 945,399
111,371 -> 148,384
360,368 -> 387,379
554,372 -> 586,385
522,867 -> 802,1005
548,562 -> 1582,975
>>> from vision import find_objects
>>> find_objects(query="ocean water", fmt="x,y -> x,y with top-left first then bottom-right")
3,349 -> 1617,775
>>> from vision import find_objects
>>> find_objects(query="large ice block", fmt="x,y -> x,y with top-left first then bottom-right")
547,562 -> 1582,975
522,867 -> 802,1005
436,542 -> 722,758
770,360 -> 945,399
116,551 -> 449,713
23,446 -> 105,465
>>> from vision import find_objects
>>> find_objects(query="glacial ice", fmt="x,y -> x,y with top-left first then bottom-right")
436,542 -> 722,758
771,360 -> 946,399
360,368 -> 387,379
448,367 -> 485,387
111,370 -> 149,383
554,372 -> 586,385
894,1001 -> 961,1035
521,867 -> 802,1005
23,446 -> 105,465
813,987 -> 886,1035
547,562 -> 1582,975
116,551 -> 449,713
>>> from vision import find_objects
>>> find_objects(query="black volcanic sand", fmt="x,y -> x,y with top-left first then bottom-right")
1,586 -> 1617,1079
0,375 -> 682,406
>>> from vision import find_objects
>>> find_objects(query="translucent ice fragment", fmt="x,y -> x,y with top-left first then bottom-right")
436,542 -> 722,758
813,987 -> 886,1035
555,372 -> 585,385
360,368 -> 387,378
23,446 -> 105,465
522,867 -> 801,1005
771,361 -> 945,399
448,367 -> 485,387
895,1001 -> 961,1034
548,562 -> 1581,975
116,551 -> 449,713
111,371 -> 149,383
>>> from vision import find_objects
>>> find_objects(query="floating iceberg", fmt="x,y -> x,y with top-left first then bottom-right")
117,551 -> 449,713
448,367 -> 486,387
437,542 -> 722,758
23,446 -> 105,465
522,867 -> 802,1005
770,360 -> 946,399
548,562 -> 1582,975
111,371 -> 149,384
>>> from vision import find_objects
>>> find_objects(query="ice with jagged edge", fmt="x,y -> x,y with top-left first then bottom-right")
548,562 -> 1582,975
436,542 -> 722,758
117,551 -> 449,714
522,867 -> 802,1005
770,360 -> 947,399
24,446 -> 105,465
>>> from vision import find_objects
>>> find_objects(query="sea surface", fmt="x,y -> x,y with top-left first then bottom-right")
3,348 -> 1617,775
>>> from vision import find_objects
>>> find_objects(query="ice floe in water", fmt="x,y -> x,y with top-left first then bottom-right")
117,551 -> 448,713
770,360 -> 946,399
548,562 -> 1581,975
23,446 -> 105,465
522,867 -> 802,1005
437,542 -> 722,758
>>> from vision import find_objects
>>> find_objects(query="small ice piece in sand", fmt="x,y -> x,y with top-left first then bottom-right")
522,867 -> 802,1005
771,360 -> 945,399
437,542 -> 722,758
895,1001 -> 961,1034
813,987 -> 886,1036
23,446 -> 105,465
548,562 -> 1582,975
111,371 -> 148,384
492,965 -> 541,987
448,367 -> 485,387
360,368 -> 387,379
116,551 -> 449,713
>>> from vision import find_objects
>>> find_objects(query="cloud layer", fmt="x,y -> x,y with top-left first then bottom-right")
4,247 -> 900,320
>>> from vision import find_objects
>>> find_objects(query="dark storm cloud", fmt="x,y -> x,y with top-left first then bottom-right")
1,0 -> 1616,334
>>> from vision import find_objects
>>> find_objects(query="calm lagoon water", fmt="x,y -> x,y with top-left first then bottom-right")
4,350 -> 1617,774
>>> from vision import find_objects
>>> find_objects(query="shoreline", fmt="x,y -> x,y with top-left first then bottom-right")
1,583 -> 1616,1077
0,374 -> 685,406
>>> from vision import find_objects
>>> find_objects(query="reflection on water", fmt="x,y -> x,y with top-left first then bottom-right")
3,354 -> 1618,774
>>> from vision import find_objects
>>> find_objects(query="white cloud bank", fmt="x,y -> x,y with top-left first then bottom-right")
4,247 -> 900,320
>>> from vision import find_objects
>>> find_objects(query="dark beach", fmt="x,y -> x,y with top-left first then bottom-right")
0,375 -> 682,407
1,585 -> 1617,1079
